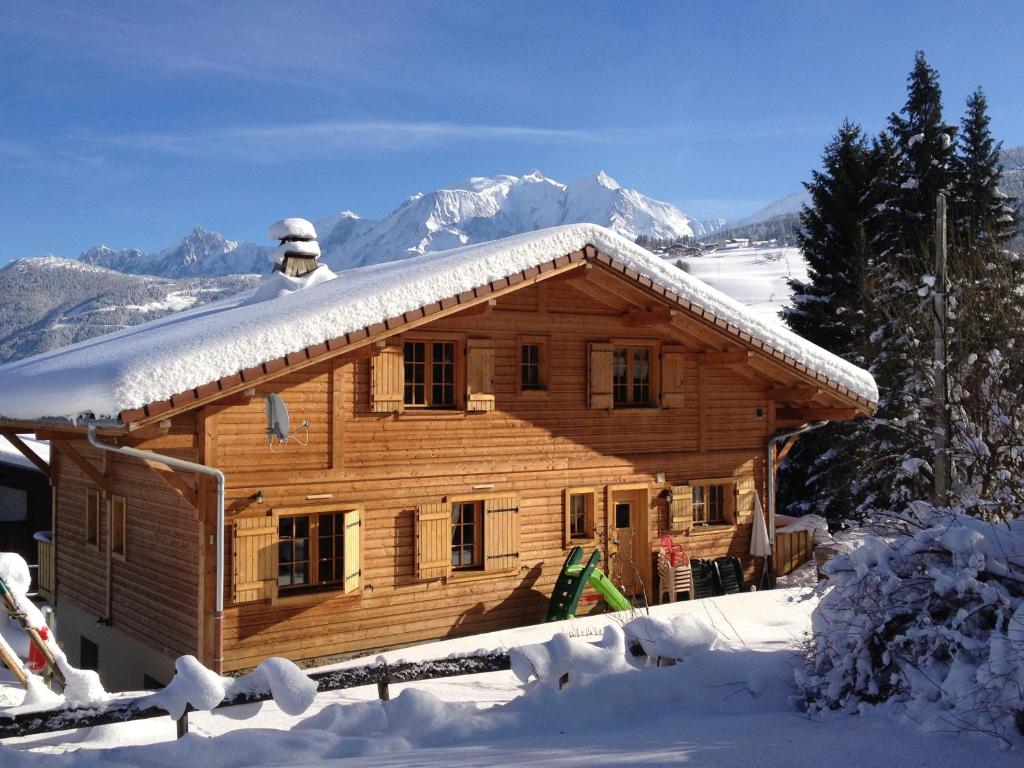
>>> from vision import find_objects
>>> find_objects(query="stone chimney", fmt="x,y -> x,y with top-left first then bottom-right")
267,218 -> 321,277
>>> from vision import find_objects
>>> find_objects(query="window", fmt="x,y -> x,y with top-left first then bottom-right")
404,340 -> 456,408
692,483 -> 727,524
277,511 -> 349,592
563,488 -> 595,545
451,500 -> 483,569
80,636 -> 99,672
517,336 -> 548,394
0,486 -> 27,523
86,490 -> 100,547
415,496 -> 520,580
612,346 -> 652,406
521,344 -> 542,389
111,496 -> 126,559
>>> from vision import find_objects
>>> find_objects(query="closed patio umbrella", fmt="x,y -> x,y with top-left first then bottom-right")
749,491 -> 772,589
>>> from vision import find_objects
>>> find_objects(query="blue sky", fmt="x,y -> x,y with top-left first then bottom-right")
2,1 -> 1022,264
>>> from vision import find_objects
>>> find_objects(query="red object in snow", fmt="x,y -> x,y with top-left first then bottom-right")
27,626 -> 49,673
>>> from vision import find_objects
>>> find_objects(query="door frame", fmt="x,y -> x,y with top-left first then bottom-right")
604,483 -> 652,601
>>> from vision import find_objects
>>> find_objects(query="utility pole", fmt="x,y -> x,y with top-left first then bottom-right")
933,192 -> 950,506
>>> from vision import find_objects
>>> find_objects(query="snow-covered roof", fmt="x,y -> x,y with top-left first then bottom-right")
0,224 -> 878,422
0,435 -> 50,473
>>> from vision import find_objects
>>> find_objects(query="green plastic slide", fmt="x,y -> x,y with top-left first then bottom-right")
545,547 -> 632,621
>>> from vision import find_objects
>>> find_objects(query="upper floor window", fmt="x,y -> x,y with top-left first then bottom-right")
451,500 -> 483,569
403,340 -> 456,408
278,510 -> 349,591
612,346 -> 652,406
521,344 -> 542,390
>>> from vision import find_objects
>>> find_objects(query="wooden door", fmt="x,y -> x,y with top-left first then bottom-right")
606,486 -> 651,600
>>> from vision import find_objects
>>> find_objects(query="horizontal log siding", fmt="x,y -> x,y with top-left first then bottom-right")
214,281 -> 774,670
53,427 -> 202,660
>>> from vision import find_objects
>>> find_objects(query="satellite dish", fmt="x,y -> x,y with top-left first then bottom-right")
265,393 -> 290,445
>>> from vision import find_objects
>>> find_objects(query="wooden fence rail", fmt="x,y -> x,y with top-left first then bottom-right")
774,530 -> 813,577
0,651 -> 511,741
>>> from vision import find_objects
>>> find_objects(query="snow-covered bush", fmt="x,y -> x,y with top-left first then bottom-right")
799,510 -> 1024,744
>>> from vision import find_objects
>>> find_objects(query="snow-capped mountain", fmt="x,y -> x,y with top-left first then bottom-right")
737,192 -> 811,228
319,170 -> 718,269
80,226 -> 269,278
67,170 -> 714,277
0,170 -> 725,362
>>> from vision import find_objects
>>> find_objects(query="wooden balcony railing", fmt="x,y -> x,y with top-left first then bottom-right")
35,531 -> 55,602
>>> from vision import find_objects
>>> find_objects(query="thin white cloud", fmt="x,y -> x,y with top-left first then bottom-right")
92,120 -> 598,160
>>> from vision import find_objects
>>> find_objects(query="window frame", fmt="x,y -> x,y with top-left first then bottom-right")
612,344 -> 654,406
85,489 -> 100,549
690,478 -> 736,526
516,334 -> 549,396
563,487 -> 596,547
401,336 -> 464,410
450,499 -> 484,570
275,508 -> 357,595
605,338 -> 660,409
110,495 -> 127,561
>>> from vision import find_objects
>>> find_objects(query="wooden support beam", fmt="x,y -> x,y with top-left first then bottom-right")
765,386 -> 822,402
0,433 -> 50,477
621,308 -> 677,327
52,439 -> 111,495
775,434 -> 800,468
776,407 -> 857,422
140,459 -> 197,508
697,366 -> 708,452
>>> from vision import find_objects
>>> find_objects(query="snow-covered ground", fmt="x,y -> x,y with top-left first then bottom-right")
3,588 -> 1018,766
671,245 -> 808,327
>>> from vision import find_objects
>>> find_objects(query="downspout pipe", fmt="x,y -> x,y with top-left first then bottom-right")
766,420 -> 829,550
87,423 -> 226,674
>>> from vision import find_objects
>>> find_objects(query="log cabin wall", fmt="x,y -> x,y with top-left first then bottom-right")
51,426 -> 203,675
212,277 -> 775,671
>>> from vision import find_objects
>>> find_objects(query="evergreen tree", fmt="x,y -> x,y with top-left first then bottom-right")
778,121 -> 879,524
954,87 -> 1018,252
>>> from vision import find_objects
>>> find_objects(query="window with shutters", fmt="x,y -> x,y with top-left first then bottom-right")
415,495 -> 519,580
690,480 -> 736,525
563,487 -> 596,546
277,510 -> 355,592
233,506 -> 362,604
403,340 -> 456,409
612,346 -> 653,406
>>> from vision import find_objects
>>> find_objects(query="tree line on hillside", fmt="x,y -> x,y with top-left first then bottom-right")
784,52 -> 1024,740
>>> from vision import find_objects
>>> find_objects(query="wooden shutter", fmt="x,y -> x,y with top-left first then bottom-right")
588,343 -> 614,409
733,476 -> 756,523
660,344 -> 686,408
415,502 -> 451,580
466,339 -> 496,412
484,496 -> 519,571
343,508 -> 362,594
670,485 -> 693,531
371,346 -> 404,413
111,495 -> 126,558
232,514 -> 277,603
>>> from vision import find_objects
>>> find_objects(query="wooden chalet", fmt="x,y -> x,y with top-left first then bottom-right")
0,224 -> 876,691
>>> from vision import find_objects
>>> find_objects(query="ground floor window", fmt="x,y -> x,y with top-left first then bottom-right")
693,483 -> 727,524
451,500 -> 483,569
278,511 -> 347,590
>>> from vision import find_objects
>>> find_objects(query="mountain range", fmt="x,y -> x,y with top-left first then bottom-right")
2,156 -> 1020,365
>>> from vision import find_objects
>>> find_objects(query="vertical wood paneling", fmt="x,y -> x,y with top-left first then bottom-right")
415,503 -> 451,580
588,343 -> 614,409
483,496 -> 519,571
371,346 -> 404,413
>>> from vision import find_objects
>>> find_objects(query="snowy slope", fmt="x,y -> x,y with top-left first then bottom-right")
669,245 -> 808,326
0,224 -> 877,421
0,257 -> 258,363
4,589 -> 1019,765
737,191 -> 810,227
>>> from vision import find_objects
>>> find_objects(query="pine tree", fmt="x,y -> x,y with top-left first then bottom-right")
778,121 -> 879,524
954,88 -> 1018,254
